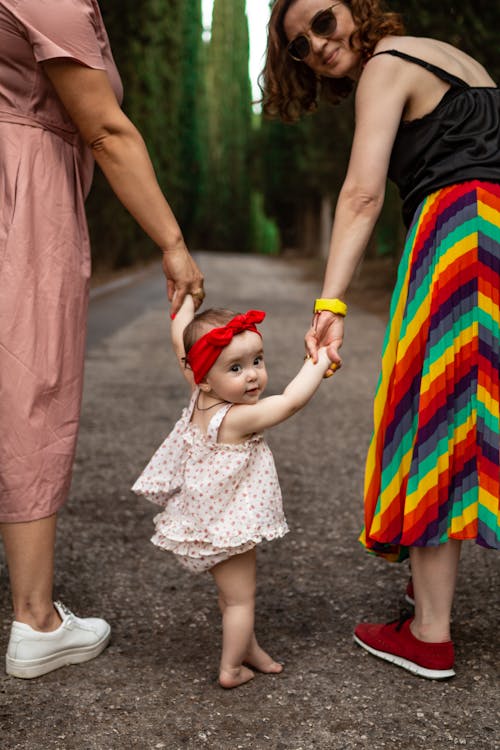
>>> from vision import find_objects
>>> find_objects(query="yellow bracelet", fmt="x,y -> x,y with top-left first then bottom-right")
314,298 -> 348,316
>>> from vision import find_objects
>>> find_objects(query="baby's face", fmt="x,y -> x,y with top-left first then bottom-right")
203,331 -> 268,404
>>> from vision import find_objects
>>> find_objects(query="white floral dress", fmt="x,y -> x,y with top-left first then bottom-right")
132,389 -> 289,573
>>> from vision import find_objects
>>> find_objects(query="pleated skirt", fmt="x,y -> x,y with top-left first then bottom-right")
361,180 -> 500,561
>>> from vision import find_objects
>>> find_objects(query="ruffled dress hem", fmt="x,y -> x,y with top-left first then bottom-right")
151,523 -> 290,556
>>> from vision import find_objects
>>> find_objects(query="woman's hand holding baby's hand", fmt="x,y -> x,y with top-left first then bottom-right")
162,242 -> 204,316
315,346 -> 340,379
305,310 -> 344,370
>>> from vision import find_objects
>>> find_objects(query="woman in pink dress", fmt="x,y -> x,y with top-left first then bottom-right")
0,0 -> 204,678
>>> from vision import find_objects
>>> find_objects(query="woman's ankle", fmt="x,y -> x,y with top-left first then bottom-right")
13,601 -> 61,631
410,617 -> 451,644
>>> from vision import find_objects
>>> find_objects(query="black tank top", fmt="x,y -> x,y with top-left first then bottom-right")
371,50 -> 500,227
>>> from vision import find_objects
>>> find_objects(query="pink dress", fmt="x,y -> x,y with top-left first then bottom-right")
132,390 -> 289,573
0,1 -> 122,521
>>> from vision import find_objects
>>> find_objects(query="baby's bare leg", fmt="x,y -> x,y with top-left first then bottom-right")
211,549 -> 257,688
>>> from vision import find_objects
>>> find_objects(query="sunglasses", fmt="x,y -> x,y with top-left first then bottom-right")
287,3 -> 340,61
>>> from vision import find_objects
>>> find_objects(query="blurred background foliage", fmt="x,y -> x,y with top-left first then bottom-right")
88,0 -> 499,271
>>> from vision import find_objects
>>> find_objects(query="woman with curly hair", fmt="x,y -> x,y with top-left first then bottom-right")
262,0 -> 500,680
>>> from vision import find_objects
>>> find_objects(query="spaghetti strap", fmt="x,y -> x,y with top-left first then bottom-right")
207,403 -> 233,442
186,388 -> 200,421
370,49 -> 469,89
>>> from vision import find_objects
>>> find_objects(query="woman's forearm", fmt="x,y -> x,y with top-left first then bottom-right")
91,124 -> 186,253
321,186 -> 384,299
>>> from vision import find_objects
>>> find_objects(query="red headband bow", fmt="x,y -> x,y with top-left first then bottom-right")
187,310 -> 266,384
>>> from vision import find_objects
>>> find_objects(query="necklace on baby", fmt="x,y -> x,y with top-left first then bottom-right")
195,393 -> 228,412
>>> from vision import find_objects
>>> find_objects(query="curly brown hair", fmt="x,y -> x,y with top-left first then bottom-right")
261,0 -> 405,122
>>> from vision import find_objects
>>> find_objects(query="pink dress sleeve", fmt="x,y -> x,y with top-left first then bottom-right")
3,0 -> 106,68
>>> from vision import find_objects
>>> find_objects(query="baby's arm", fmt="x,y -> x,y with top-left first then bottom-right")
225,347 -> 333,438
171,294 -> 196,387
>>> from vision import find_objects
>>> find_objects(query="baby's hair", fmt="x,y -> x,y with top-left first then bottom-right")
183,308 -> 239,356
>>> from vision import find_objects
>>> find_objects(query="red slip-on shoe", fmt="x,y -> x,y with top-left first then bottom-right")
354,614 -> 455,680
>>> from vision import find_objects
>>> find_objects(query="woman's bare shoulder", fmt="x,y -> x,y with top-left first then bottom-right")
372,36 -> 495,87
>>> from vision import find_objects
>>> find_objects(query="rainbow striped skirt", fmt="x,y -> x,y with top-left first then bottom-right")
361,181 -> 500,561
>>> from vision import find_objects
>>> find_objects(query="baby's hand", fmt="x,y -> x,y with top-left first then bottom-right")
317,346 -> 340,379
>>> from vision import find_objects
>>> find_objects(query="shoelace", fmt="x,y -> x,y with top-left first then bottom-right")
388,609 -> 413,632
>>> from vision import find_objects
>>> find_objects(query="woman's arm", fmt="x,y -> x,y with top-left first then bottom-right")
223,347 -> 332,438
306,53 -> 410,360
42,60 -> 204,314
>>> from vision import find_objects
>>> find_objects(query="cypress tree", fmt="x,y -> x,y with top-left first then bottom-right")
176,0 -> 208,242
204,0 -> 253,251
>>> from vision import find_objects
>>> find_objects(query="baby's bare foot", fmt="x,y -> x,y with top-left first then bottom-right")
244,643 -> 284,674
219,665 -> 255,689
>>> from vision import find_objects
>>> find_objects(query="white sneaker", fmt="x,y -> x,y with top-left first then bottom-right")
5,601 -> 111,679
